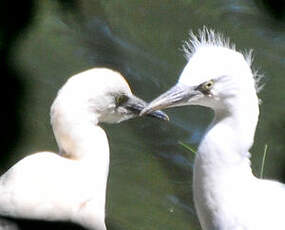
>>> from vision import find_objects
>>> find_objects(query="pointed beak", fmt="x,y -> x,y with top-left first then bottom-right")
140,84 -> 201,116
123,95 -> 169,121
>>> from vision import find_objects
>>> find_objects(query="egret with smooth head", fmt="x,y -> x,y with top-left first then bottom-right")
0,68 -> 168,230
141,28 -> 285,230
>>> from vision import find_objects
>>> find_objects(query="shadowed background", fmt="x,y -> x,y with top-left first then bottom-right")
1,0 -> 284,229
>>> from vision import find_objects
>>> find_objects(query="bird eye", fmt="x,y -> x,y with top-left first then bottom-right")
196,80 -> 214,95
115,95 -> 128,106
196,80 -> 214,96
202,80 -> 214,91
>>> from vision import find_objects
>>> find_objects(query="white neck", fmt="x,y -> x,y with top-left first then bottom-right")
199,85 -> 259,165
52,111 -> 110,167
193,86 -> 260,229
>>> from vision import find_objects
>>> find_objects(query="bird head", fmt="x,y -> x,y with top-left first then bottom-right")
141,28 -> 261,116
51,68 -> 168,128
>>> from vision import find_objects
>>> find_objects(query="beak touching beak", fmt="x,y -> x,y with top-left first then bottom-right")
124,95 -> 169,121
140,83 -> 201,117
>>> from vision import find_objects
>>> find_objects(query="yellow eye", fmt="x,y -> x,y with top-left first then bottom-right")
202,80 -> 214,91
115,95 -> 128,106
196,80 -> 214,95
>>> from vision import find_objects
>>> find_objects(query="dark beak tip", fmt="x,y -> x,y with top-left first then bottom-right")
159,110 -> 169,121
139,108 -> 169,121
150,111 -> 169,121
162,112 -> 170,121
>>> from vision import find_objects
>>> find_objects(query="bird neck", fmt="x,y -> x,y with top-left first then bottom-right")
53,118 -> 110,166
198,88 -> 259,167
193,89 -> 260,230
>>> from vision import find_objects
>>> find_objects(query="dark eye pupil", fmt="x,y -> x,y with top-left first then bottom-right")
116,95 -> 128,105
196,80 -> 214,95
204,80 -> 213,89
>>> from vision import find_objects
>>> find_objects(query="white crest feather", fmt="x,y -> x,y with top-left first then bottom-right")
182,26 -> 264,93
243,49 -> 265,93
182,26 -> 235,60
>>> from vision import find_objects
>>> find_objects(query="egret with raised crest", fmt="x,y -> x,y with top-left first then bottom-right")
141,28 -> 285,230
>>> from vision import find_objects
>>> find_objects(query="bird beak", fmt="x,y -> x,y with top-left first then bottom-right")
140,83 -> 200,116
124,95 -> 169,121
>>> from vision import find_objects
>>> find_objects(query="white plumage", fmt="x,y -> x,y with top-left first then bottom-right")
0,68 -> 167,230
141,27 -> 285,230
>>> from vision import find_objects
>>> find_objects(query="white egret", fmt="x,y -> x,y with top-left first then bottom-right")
0,68 -> 168,230
141,27 -> 285,230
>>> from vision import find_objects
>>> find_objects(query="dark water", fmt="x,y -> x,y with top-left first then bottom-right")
2,0 -> 285,229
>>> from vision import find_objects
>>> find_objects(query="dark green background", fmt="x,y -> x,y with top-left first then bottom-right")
1,1 -> 284,229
